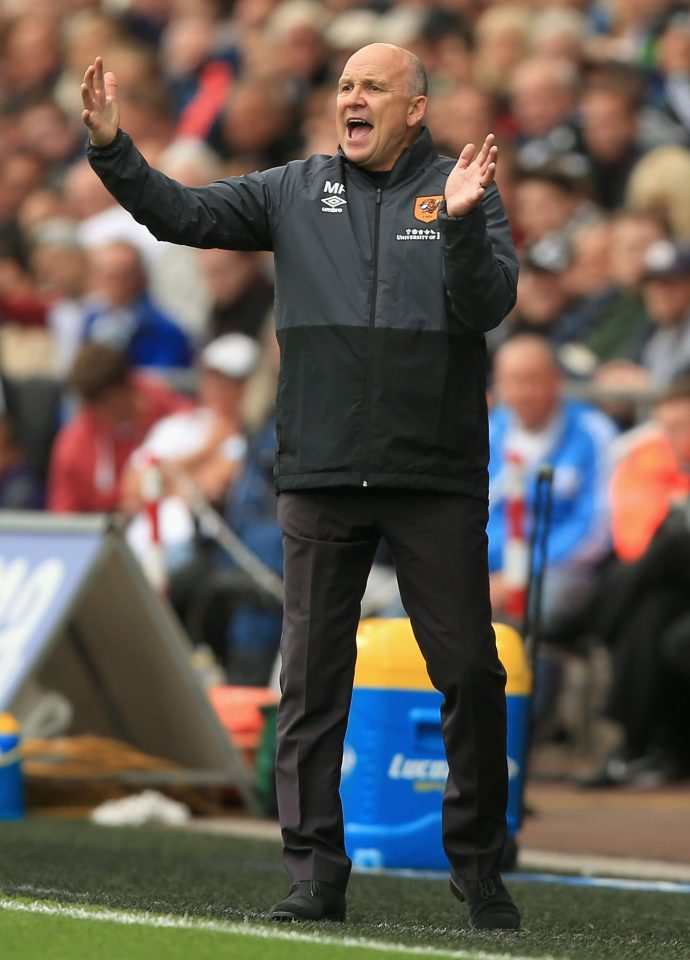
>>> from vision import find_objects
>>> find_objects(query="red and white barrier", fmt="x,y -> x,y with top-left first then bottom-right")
139,454 -> 167,594
503,452 -> 529,623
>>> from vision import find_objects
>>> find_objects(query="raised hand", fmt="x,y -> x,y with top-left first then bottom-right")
81,56 -> 119,147
444,133 -> 498,218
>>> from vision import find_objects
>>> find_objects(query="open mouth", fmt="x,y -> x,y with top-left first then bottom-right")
346,118 -> 373,142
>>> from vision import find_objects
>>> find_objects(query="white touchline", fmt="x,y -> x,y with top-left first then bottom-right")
0,897 -> 557,960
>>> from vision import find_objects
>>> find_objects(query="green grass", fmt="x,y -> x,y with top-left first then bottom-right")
1,819 -> 689,960
0,903 -> 472,960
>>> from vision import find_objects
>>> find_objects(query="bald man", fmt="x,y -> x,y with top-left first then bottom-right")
488,335 -> 616,634
82,43 -> 521,929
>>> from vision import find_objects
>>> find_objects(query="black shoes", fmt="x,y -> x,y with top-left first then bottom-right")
268,874 -> 519,929
450,872 -> 521,929
268,879 -> 346,922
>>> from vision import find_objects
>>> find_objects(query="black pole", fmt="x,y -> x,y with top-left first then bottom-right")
519,463 -> 555,823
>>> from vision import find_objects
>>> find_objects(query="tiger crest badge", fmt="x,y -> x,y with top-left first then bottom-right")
414,195 -> 443,223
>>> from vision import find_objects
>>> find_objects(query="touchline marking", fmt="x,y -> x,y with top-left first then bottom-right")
0,897 -> 555,960
355,867 -> 690,896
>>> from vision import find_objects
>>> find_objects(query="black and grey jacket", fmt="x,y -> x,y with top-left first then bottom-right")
88,126 -> 519,499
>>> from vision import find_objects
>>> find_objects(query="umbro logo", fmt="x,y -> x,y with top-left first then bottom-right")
321,180 -> 347,213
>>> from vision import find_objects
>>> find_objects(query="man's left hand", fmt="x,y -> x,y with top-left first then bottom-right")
445,134 -> 498,218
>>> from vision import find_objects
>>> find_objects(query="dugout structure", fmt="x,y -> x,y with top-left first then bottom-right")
0,511 -> 256,810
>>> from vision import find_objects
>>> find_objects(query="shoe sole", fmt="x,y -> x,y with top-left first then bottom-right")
268,910 -> 346,923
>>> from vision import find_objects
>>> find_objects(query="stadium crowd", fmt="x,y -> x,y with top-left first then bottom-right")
1,0 -> 690,786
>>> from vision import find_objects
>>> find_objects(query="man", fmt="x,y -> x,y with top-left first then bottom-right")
508,56 -> 583,171
488,336 -> 616,740
488,335 -> 616,632
639,239 -> 690,388
577,377 -> 690,787
122,332 -> 259,571
81,45 -> 520,929
84,240 -> 194,370
48,342 -> 191,513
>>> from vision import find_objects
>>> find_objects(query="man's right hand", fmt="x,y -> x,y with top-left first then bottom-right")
81,56 -> 119,147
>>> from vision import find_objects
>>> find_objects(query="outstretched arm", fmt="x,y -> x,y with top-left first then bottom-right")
81,57 -> 119,148
80,57 -> 275,252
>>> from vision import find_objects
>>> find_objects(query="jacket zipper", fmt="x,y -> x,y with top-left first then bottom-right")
362,186 -> 382,488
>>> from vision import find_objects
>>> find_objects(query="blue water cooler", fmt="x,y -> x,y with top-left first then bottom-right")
341,618 -> 531,869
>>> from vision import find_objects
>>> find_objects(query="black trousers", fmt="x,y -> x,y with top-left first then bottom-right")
275,489 -> 508,891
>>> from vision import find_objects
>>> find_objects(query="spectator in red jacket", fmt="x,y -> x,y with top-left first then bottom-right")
47,342 -> 191,514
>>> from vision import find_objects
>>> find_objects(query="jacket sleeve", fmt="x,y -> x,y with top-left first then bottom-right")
87,130 -> 276,251
438,184 -> 519,333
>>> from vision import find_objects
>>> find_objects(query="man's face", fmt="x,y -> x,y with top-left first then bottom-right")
336,44 -> 426,171
199,368 -> 244,416
656,397 -> 690,469
494,344 -> 562,430
89,384 -> 135,430
642,276 -> 690,327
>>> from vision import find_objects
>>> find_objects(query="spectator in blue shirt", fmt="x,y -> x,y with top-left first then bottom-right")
83,240 -> 193,370
488,334 -> 617,632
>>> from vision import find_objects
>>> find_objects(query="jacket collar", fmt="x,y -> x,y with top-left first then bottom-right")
339,126 -> 438,188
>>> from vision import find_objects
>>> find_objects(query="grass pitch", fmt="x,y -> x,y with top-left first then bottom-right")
1,818 -> 689,960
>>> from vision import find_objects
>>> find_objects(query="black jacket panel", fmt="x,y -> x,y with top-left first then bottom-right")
88,128 -> 519,498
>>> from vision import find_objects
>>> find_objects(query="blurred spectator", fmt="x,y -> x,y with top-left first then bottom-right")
64,158 -> 161,266
586,0 -> 676,68
576,378 -> 690,787
0,413 -> 44,510
610,378 -> 690,563
625,144 -> 690,241
639,239 -> 690,386
427,84 -> 497,159
578,80 -> 645,211
212,74 -> 302,170
488,335 -> 616,633
16,100 -> 83,181
643,10 -> 690,146
473,5 -> 533,102
262,0 -> 332,97
83,240 -> 194,370
220,409 -> 283,685
508,56 -> 584,171
584,209 -> 667,366
48,343 -> 191,513
512,165 -> 598,250
0,151 -> 45,260
530,7 -> 588,66
148,138 -> 222,342
98,41 -> 173,150
199,248 -> 274,341
0,256 -> 48,330
26,218 -> 89,378
0,14 -> 61,110
52,8 -> 124,119
161,12 -> 236,140
122,333 -> 260,572
556,219 -> 615,365
494,241 -> 570,353
168,326 -> 282,684
416,8 -> 474,92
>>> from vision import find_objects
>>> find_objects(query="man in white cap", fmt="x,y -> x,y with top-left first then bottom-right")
121,332 -> 259,570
